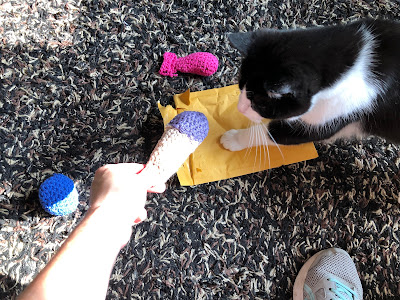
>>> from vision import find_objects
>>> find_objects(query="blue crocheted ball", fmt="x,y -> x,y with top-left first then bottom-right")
168,111 -> 209,143
39,174 -> 79,216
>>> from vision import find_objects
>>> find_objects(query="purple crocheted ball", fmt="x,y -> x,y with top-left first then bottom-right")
168,111 -> 209,143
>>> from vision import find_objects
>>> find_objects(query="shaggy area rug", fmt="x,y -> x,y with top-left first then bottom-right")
1,0 -> 400,299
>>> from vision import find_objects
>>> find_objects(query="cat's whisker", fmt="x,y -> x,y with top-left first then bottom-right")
244,124 -> 253,159
260,124 -> 271,168
247,125 -> 256,168
262,123 -> 285,160
270,135 -> 284,161
257,124 -> 263,170
259,124 -> 266,170
256,124 -> 264,171
244,148 -> 250,159
247,122 -> 257,158
253,124 -> 259,171
260,127 -> 266,167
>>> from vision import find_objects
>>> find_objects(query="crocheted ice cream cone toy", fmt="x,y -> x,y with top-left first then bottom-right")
159,52 -> 218,77
141,111 -> 209,185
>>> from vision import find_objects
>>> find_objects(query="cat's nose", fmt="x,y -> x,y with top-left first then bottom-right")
237,101 -> 249,113
237,89 -> 263,122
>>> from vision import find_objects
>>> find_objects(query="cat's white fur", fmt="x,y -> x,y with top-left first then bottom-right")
221,26 -> 384,151
301,27 -> 383,125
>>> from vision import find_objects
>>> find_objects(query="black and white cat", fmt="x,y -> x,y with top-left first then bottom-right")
221,19 -> 400,151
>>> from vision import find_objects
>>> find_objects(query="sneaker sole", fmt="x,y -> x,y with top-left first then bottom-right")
292,247 -> 349,300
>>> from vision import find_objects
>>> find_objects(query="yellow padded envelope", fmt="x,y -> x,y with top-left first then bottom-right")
158,84 -> 318,186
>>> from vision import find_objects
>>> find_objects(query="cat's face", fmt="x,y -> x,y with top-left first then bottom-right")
229,30 -> 321,122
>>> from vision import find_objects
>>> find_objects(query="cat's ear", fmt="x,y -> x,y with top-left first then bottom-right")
227,32 -> 254,55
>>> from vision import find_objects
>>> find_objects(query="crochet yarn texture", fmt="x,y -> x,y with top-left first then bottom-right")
141,111 -> 209,185
159,52 -> 218,77
168,111 -> 209,143
39,173 -> 79,216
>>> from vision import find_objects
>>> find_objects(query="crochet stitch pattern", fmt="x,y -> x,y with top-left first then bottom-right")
159,52 -> 218,77
39,173 -> 79,216
141,111 -> 209,185
168,111 -> 209,143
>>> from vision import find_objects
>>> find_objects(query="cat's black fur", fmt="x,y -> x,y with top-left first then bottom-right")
229,19 -> 400,145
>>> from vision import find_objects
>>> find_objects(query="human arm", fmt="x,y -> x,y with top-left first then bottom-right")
18,163 -> 165,300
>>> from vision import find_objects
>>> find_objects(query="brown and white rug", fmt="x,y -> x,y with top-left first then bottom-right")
1,1 -> 400,299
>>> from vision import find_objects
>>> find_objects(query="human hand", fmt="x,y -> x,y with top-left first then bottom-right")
88,163 -> 165,245
17,163 -> 166,300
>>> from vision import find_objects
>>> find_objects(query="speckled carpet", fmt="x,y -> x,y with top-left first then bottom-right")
1,1 -> 400,299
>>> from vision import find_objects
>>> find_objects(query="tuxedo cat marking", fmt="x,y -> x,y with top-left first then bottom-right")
221,19 -> 400,151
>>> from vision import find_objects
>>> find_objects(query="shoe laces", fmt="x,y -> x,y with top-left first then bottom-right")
327,278 -> 357,300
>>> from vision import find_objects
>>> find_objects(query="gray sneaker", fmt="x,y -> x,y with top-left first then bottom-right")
293,248 -> 363,300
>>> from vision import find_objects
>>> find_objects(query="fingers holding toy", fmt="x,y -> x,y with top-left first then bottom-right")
147,181 -> 166,194
90,163 -> 164,199
88,163 -> 164,224
90,163 -> 141,209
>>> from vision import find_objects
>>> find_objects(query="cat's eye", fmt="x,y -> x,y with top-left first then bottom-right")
246,90 -> 254,99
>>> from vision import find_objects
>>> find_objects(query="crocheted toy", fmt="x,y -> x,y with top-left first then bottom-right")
141,111 -> 209,184
39,173 -> 79,216
159,52 -> 218,77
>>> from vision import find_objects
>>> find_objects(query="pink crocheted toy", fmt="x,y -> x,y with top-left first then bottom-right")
159,52 -> 219,77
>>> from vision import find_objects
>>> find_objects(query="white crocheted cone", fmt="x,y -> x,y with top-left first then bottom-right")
141,111 -> 209,185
